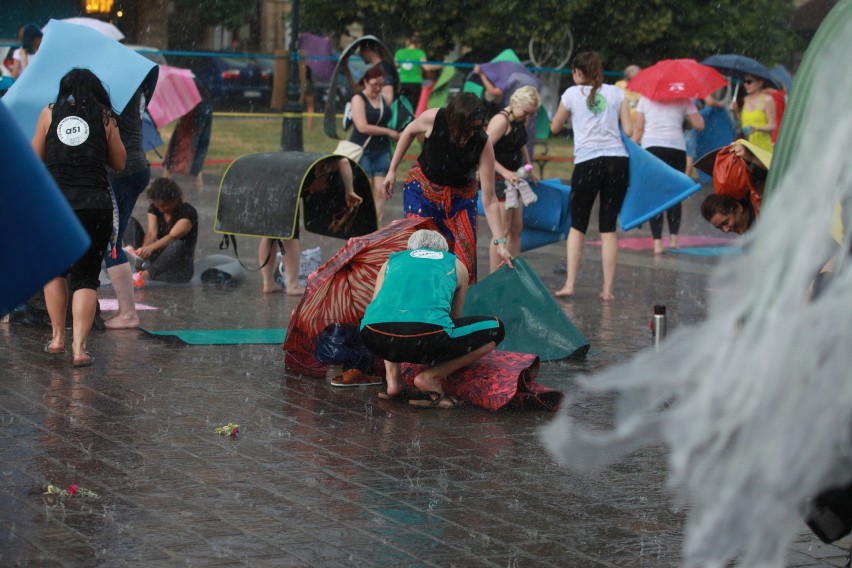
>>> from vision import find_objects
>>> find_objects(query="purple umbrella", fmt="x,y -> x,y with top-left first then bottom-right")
299,33 -> 334,83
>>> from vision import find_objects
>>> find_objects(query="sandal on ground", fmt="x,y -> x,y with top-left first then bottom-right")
409,391 -> 461,409
72,352 -> 94,368
44,341 -> 65,354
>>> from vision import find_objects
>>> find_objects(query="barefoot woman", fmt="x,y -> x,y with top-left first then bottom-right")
360,230 -> 504,408
550,52 -> 632,301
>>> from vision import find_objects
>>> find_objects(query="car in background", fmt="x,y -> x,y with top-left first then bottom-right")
169,53 -> 272,111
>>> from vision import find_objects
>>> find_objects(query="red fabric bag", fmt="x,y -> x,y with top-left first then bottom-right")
713,148 -> 754,201
401,350 -> 563,412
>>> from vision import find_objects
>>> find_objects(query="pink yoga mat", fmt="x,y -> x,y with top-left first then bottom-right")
147,65 -> 201,127
587,235 -> 735,250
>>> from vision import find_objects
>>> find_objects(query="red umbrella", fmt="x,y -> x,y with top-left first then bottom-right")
627,58 -> 729,101
283,217 -> 438,363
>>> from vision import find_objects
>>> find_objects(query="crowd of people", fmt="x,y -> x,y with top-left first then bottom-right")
9,27 -> 789,402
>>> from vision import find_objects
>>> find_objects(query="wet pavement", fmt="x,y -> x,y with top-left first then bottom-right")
1,169 -> 849,567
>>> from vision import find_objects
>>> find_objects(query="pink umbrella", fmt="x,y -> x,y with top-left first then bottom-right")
628,58 -> 728,101
146,65 -> 202,127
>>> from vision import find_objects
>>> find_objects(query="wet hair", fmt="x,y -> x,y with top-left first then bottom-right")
359,64 -> 385,87
510,85 -> 541,110
53,68 -> 115,127
573,52 -> 604,113
445,92 -> 486,145
22,23 -> 43,54
147,177 -> 184,205
701,193 -> 741,223
407,229 -> 449,251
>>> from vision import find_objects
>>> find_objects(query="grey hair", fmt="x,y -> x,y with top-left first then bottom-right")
407,229 -> 449,251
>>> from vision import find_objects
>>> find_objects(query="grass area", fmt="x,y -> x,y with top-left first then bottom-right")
149,111 -> 576,182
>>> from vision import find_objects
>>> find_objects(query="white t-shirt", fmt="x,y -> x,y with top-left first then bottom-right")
12,48 -> 35,71
636,96 -> 698,151
559,83 -> 627,163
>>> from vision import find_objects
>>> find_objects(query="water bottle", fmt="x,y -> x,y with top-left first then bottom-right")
515,163 -> 533,180
513,163 -> 537,206
651,305 -> 667,351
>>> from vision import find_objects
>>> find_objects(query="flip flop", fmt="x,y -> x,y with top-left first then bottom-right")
44,341 -> 65,354
409,392 -> 460,409
72,352 -> 94,368
330,369 -> 383,387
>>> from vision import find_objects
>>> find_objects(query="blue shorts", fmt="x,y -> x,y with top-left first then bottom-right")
359,146 -> 391,178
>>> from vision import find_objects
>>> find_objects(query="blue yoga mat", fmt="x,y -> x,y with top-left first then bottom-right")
1,19 -> 158,139
619,133 -> 702,231
0,104 -> 89,318
477,178 -> 572,252
667,246 -> 741,256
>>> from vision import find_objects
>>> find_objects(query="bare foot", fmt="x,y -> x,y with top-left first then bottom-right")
669,237 -> 678,249
286,285 -> 306,296
654,246 -> 664,255
554,286 -> 574,298
413,368 -> 443,395
104,314 -> 140,329
600,291 -> 615,301
262,286 -> 283,294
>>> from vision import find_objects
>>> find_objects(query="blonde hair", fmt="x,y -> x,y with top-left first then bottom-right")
510,85 -> 541,109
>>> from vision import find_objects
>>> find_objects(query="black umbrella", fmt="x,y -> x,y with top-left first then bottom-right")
701,54 -> 779,87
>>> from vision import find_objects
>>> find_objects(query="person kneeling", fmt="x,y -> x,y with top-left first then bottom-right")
360,230 -> 505,409
129,178 -> 198,286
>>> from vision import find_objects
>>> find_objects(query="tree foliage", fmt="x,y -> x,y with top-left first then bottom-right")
300,0 -> 799,69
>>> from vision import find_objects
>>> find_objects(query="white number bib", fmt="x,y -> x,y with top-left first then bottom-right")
56,116 -> 90,147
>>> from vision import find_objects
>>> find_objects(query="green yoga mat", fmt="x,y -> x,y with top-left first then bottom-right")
462,257 -> 589,361
143,328 -> 286,345
766,0 -> 852,198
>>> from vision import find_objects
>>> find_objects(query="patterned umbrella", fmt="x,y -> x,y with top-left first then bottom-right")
627,58 -> 728,101
283,217 -> 438,359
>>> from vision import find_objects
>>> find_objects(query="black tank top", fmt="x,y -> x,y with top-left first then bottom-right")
109,89 -> 149,178
420,108 -> 487,187
44,102 -> 112,210
492,112 -> 527,171
349,92 -> 391,152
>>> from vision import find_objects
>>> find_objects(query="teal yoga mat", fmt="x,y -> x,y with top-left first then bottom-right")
619,133 -> 702,231
667,246 -> 741,256
143,328 -> 287,345
463,257 -> 589,361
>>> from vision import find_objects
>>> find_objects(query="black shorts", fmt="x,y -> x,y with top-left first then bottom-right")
361,317 -> 504,366
570,156 -> 629,234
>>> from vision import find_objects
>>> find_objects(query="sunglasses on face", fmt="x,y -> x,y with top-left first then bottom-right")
743,79 -> 756,85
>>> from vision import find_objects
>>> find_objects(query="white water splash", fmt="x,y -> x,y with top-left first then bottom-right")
541,18 -> 852,568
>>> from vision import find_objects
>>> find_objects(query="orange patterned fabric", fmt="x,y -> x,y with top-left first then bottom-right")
283,217 -> 438,358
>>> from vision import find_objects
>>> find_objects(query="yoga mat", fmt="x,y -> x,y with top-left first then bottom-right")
323,35 -> 397,140
0,103 -> 90,318
587,235 -> 736,250
143,328 -> 287,345
477,178 -> 572,252
98,299 -> 158,311
619,133 -> 702,231
463,257 -> 589,361
1,19 -> 158,139
667,246 -> 741,256
215,152 -> 376,240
